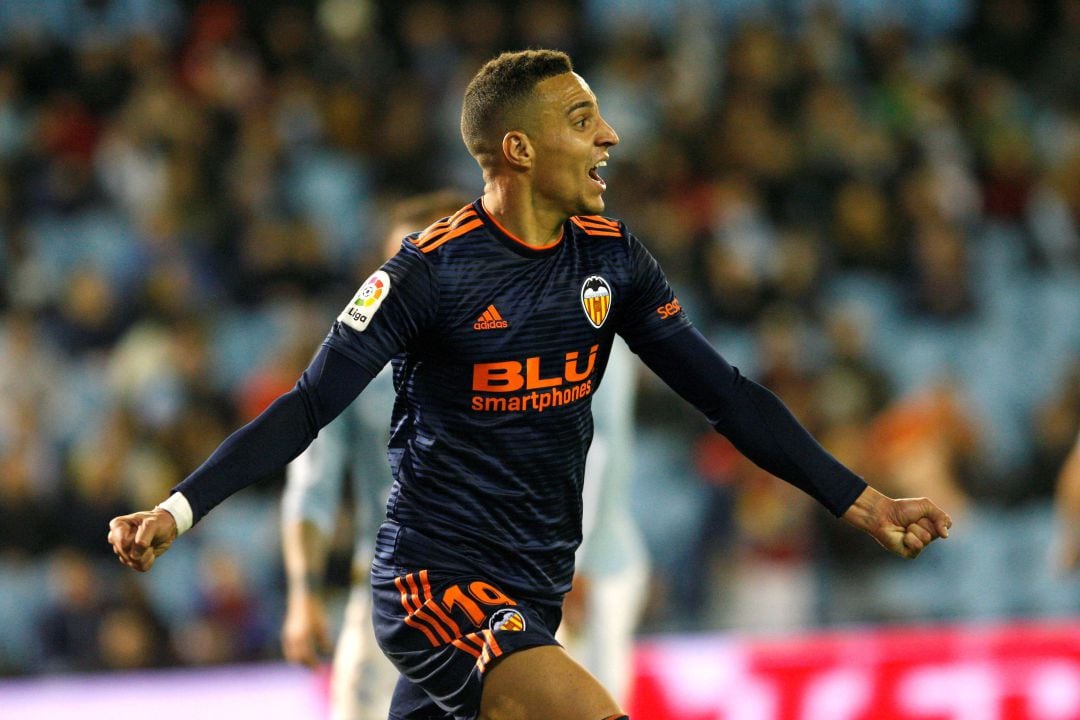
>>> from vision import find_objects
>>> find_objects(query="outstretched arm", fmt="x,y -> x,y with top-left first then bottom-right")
108,343 -> 375,571
633,325 -> 952,559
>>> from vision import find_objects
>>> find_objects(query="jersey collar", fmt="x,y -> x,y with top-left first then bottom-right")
476,199 -> 565,258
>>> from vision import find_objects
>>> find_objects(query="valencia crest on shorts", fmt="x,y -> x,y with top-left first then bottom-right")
489,608 -> 526,632
581,275 -> 612,328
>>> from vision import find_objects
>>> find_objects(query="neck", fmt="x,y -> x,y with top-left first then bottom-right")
481,177 -> 566,248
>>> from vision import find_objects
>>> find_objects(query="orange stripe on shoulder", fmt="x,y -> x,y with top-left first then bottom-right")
419,217 -> 483,253
414,209 -> 478,248
571,216 -> 622,237
577,214 -> 620,229
413,204 -> 477,248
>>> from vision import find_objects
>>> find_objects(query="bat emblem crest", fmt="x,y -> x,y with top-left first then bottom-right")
581,275 -> 612,329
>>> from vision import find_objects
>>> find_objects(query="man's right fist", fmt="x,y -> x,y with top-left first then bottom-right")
108,508 -> 178,572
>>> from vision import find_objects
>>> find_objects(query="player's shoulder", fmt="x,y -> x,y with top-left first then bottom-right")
569,214 -> 625,239
406,203 -> 484,257
568,215 -> 638,264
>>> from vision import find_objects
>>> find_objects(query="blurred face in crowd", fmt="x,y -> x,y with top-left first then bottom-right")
520,72 -> 619,217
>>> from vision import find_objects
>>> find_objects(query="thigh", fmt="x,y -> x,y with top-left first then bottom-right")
479,645 -> 622,720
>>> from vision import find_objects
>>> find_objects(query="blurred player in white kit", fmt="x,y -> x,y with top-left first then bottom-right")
559,335 -> 647,707
280,191 -> 467,720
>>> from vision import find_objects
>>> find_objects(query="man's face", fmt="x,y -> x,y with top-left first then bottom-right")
525,72 -> 619,217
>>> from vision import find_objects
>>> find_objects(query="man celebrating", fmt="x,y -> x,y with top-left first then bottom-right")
110,50 -> 951,720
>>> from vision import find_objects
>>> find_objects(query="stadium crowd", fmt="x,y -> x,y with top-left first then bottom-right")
0,0 -> 1078,676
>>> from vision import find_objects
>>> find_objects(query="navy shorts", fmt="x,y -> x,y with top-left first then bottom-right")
371,561 -> 563,720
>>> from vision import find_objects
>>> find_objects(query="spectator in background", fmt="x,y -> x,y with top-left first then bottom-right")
0,312 -> 62,559
0,422 -> 55,559
693,174 -> 775,326
1029,360 -> 1080,502
831,178 -> 901,277
815,305 -> 893,437
906,219 -> 977,320
809,303 -> 894,493
864,380 -> 977,515
64,407 -> 140,556
95,574 -> 173,671
38,550 -> 111,672
1026,153 -> 1080,270
175,548 -> 270,666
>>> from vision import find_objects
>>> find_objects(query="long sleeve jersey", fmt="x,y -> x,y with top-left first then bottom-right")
172,200 -> 866,598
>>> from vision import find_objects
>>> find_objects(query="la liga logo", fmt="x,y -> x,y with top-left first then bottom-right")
356,274 -> 386,306
338,270 -> 391,332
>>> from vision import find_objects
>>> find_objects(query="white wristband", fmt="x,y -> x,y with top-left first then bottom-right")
156,493 -> 194,536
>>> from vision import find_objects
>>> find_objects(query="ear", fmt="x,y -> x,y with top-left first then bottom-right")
501,130 -> 533,170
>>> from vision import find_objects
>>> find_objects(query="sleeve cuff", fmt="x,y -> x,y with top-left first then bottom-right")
157,492 -> 194,536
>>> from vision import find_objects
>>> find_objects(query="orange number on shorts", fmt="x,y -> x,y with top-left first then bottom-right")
441,585 -> 485,625
440,581 -> 518,627
469,581 -> 517,607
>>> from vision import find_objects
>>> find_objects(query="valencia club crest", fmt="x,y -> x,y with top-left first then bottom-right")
489,608 -> 526,632
581,275 -> 612,329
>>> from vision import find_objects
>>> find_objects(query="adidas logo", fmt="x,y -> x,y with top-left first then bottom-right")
474,304 -> 509,331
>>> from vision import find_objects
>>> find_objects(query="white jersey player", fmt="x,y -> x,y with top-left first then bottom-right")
281,364 -> 398,720
280,191 -> 469,720
559,336 -> 648,706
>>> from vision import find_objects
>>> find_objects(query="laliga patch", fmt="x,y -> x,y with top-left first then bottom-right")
489,608 -> 526,632
581,275 -> 612,328
338,270 -> 390,332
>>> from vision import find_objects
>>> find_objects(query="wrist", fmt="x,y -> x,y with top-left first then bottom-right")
288,571 -> 324,597
156,492 -> 193,535
842,486 -> 886,533
150,507 -> 179,541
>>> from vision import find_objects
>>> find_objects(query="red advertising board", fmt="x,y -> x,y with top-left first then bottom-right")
629,621 -> 1080,720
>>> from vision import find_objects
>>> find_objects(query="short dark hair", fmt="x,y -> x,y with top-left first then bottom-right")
460,49 -> 573,159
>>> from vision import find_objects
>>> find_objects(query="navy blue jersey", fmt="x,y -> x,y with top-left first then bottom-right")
324,200 -> 690,597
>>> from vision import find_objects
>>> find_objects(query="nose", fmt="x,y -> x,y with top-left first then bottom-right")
597,115 -> 619,147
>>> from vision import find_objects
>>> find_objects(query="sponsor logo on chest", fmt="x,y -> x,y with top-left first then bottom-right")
464,274 -> 612,413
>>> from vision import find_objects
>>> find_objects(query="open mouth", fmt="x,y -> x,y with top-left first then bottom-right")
588,160 -> 607,190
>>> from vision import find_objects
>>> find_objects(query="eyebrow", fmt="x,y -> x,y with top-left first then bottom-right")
566,100 -> 595,116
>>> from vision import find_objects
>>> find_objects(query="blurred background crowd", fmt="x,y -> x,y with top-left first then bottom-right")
0,0 -> 1078,678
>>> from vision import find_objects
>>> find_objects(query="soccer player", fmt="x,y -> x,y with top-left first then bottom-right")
1054,431 -> 1080,571
280,192 -> 469,720
109,50 -> 953,720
